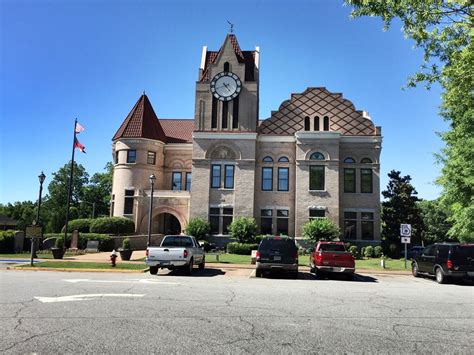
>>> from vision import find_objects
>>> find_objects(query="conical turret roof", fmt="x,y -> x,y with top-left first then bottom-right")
112,94 -> 167,142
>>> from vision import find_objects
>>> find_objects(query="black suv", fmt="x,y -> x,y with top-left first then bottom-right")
255,237 -> 298,278
412,243 -> 474,284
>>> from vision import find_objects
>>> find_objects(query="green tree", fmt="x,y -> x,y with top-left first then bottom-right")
418,199 -> 454,244
345,1 -> 473,242
227,217 -> 258,243
82,162 -> 113,218
302,218 -> 340,243
0,201 -> 36,230
381,171 -> 424,250
185,218 -> 211,240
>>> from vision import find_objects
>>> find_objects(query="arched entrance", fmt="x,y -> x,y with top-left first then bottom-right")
154,213 -> 182,235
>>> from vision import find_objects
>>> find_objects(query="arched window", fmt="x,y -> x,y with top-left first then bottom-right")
309,152 -> 325,160
278,156 -> 289,163
323,116 -> 330,131
361,158 -> 373,163
224,62 -> 230,72
314,116 -> 320,131
304,116 -> 310,131
344,157 -> 356,163
262,156 -> 274,162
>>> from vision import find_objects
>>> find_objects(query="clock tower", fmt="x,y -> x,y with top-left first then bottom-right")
190,34 -> 260,225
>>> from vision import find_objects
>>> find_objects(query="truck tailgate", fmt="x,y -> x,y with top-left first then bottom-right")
148,247 -> 185,262
318,252 -> 354,268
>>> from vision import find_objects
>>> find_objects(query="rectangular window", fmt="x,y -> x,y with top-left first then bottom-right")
127,150 -> 136,163
278,167 -> 289,191
222,101 -> 228,128
211,97 -> 218,129
115,151 -> 119,164
276,209 -> 289,236
110,194 -> 115,216
209,207 -> 233,235
309,209 -> 325,220
260,209 -> 273,235
211,165 -> 221,188
361,169 -> 373,193
361,212 -> 374,240
344,168 -> 356,193
147,151 -> 156,165
222,208 -> 233,234
309,166 -> 325,190
224,165 -> 234,189
123,189 -> 134,215
262,167 -> 273,191
343,212 -> 357,240
185,172 -> 192,191
172,172 -> 182,191
232,96 -> 239,129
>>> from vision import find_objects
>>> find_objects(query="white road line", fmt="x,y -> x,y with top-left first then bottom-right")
35,294 -> 145,303
63,279 -> 179,285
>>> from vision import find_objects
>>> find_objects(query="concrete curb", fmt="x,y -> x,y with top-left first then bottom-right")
8,266 -> 148,273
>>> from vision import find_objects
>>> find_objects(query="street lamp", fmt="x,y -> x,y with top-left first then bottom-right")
31,171 -> 46,264
147,174 -> 156,247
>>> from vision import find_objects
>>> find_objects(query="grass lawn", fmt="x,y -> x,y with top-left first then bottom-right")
356,258 -> 410,271
206,253 -> 251,264
17,261 -> 147,270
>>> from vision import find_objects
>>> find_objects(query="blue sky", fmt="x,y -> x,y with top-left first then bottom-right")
0,0 -> 446,204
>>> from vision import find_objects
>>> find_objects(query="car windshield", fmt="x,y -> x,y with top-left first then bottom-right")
161,236 -> 193,247
259,238 -> 296,253
319,244 -> 346,252
451,245 -> 474,258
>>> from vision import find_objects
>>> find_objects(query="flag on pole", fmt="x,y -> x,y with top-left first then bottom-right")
75,121 -> 85,134
74,138 -> 86,153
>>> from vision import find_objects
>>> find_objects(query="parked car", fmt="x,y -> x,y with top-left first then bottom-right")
402,246 -> 425,259
255,236 -> 298,278
146,235 -> 205,275
412,243 -> 474,284
309,241 -> 355,279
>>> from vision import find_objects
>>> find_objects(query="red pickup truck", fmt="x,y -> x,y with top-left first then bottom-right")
310,241 -> 355,279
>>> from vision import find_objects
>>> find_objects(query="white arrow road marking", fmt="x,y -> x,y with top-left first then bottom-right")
62,279 -> 179,285
35,294 -> 145,303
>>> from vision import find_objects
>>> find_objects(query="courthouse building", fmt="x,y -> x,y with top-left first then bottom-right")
111,34 -> 382,243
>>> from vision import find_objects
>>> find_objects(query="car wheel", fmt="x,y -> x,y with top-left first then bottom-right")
435,267 -> 447,284
186,259 -> 193,276
255,269 -> 262,278
412,263 -> 420,278
149,266 -> 158,275
199,257 -> 205,270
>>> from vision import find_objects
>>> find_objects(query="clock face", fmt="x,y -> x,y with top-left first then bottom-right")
210,72 -> 242,101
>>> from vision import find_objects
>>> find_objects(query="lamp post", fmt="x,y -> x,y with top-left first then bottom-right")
147,174 -> 156,247
31,171 -> 46,265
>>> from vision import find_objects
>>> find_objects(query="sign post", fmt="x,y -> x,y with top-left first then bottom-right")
26,225 -> 42,266
400,224 -> 412,269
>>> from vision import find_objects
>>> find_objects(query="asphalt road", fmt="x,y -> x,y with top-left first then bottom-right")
1,268 -> 473,354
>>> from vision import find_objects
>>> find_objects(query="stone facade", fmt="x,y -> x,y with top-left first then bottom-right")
111,34 -> 382,243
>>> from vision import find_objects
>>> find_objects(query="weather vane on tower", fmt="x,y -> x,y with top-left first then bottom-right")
227,20 -> 234,33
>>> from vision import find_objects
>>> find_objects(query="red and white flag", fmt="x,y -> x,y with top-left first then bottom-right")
74,138 -> 86,153
75,121 -> 85,134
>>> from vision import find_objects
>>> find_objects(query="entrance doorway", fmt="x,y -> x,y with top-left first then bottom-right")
155,213 -> 182,235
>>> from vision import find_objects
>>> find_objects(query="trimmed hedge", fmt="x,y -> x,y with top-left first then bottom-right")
348,245 -> 359,259
374,246 -> 383,258
61,218 -> 92,233
90,217 -> 135,235
226,242 -> 258,255
43,233 -> 113,251
364,245 -> 374,258
0,230 -> 15,253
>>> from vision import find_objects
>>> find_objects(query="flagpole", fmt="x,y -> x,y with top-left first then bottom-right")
64,118 -> 77,245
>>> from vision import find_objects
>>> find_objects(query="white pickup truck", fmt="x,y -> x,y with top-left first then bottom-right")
146,235 -> 205,275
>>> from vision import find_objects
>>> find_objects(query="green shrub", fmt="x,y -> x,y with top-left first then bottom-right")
54,237 -> 65,249
388,243 -> 400,258
302,218 -> 340,242
44,233 -> 112,251
360,246 -> 366,258
227,217 -> 258,243
61,218 -> 92,233
0,230 -> 15,253
90,217 -> 135,235
348,245 -> 359,259
374,246 -> 383,258
364,246 -> 374,258
185,218 -> 210,240
226,242 -> 258,255
122,238 -> 131,250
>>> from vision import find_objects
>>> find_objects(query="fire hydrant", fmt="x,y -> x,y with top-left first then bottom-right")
110,250 -> 118,267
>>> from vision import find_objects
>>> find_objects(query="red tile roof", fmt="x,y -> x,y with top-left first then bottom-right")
160,119 -> 194,143
113,94 -> 168,142
200,34 -> 256,82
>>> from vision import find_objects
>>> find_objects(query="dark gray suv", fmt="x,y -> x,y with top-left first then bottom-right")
255,237 -> 298,278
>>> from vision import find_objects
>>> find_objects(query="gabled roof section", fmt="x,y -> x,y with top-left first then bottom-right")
258,88 -> 378,136
199,34 -> 256,82
160,119 -> 194,143
112,94 -> 168,142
